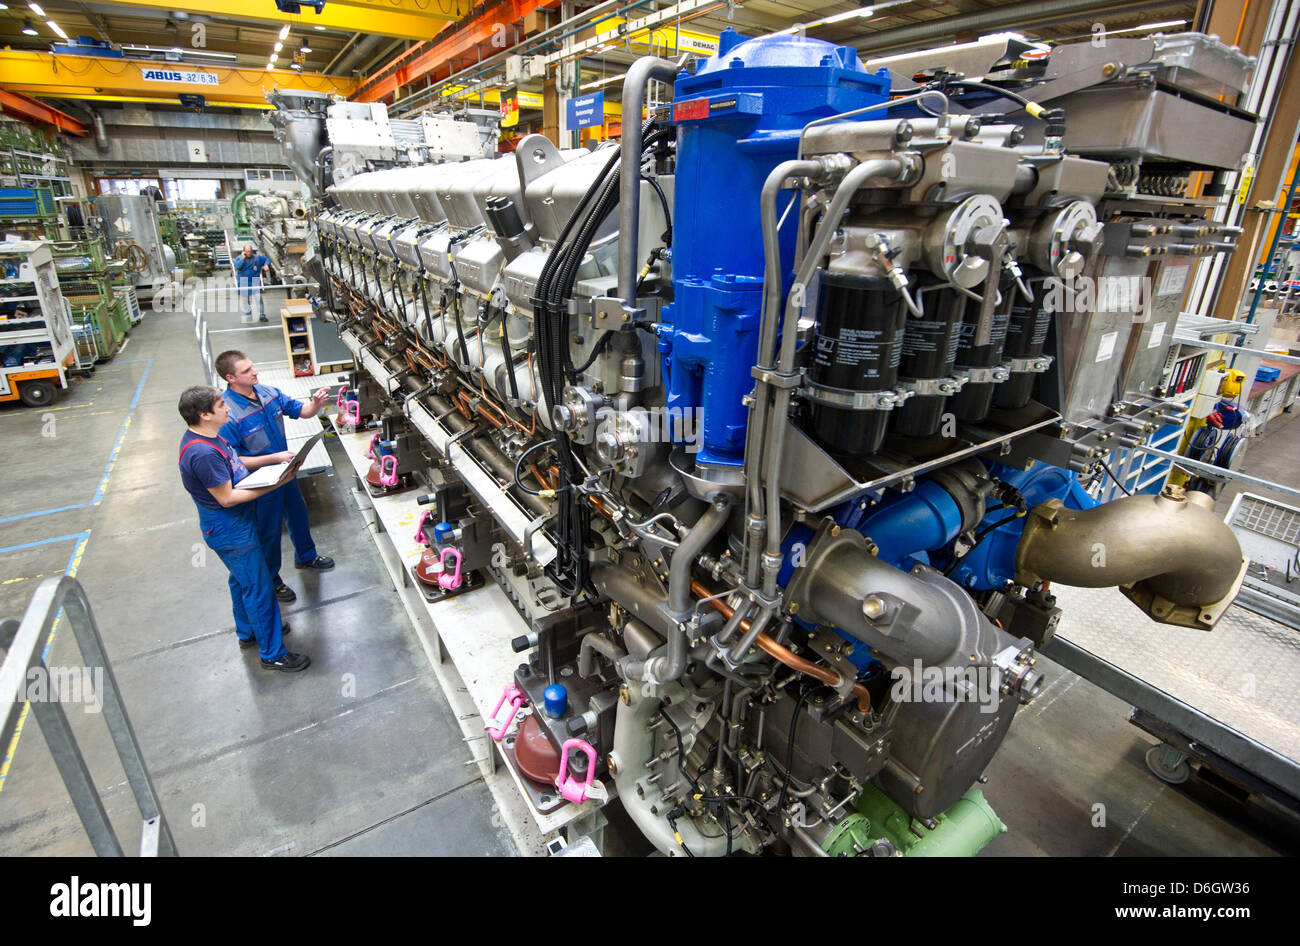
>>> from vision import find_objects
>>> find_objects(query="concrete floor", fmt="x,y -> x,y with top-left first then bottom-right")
0,285 -> 513,857
0,289 -> 1295,856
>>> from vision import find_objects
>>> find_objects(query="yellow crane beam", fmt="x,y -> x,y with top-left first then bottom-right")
0,51 -> 357,108
100,0 -> 468,42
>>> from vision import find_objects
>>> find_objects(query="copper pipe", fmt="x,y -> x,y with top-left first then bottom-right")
691,580 -> 871,713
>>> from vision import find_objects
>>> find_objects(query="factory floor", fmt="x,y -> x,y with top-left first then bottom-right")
0,290 -> 1295,857
0,283 -> 513,856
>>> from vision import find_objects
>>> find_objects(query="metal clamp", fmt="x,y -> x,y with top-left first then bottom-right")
899,375 -> 967,397
1004,355 -> 1053,374
954,364 -> 1012,385
591,295 -> 643,329
801,379 -> 912,411
751,365 -> 802,389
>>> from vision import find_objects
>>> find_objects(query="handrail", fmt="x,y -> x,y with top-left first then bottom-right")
0,576 -> 177,856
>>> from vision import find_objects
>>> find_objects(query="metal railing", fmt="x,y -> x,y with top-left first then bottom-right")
0,576 -> 177,856
188,279 -> 319,386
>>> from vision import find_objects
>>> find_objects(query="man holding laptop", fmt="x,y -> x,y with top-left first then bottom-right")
215,350 -> 336,605
177,386 -> 310,671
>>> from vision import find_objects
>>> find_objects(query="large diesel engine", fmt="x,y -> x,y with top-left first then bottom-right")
275,29 -> 1253,856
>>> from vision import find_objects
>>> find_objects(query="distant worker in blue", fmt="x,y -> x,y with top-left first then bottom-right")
216,350 -> 335,606
233,243 -> 271,322
177,385 -> 311,672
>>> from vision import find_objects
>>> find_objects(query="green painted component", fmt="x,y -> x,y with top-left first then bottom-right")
231,189 -> 259,229
852,784 -> 1007,857
820,813 -> 875,857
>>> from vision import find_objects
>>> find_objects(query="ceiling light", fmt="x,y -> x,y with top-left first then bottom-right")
290,62 -> 303,71
278,24 -> 290,41
815,6 -> 875,26
273,41 -> 283,52
0,4 -> 10,10
299,42 -> 311,53
269,52 -> 278,63
1135,19 -> 1187,31
27,2 -> 44,16
266,63 -> 274,70
20,18 -> 37,35
580,73 -> 625,91
314,25 -> 326,31
46,20 -> 67,39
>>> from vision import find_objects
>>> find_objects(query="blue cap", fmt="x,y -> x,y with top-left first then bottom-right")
432,521 -> 453,542
543,684 -> 568,719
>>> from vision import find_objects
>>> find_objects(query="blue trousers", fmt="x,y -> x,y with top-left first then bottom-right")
198,504 -> 286,662
253,478 -> 318,585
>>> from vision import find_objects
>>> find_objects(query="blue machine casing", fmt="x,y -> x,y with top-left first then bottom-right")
945,462 -> 1097,591
659,29 -> 890,465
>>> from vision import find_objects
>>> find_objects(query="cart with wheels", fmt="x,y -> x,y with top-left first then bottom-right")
0,240 -> 77,408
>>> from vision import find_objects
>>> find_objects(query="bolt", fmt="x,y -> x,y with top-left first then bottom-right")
787,601 -> 800,615
861,595 -> 886,620
829,524 -> 841,537
619,686 -> 631,705
1102,62 -> 1117,77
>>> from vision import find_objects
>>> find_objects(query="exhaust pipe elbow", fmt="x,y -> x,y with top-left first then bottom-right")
1014,486 -> 1247,629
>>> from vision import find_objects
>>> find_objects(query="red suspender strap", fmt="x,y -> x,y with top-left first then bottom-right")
178,437 -> 232,465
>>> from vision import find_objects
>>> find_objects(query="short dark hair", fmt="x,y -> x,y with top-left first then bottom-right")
178,386 -> 221,426
214,350 -> 247,383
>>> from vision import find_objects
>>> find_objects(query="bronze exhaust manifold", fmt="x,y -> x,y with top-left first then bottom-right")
1014,485 -> 1248,630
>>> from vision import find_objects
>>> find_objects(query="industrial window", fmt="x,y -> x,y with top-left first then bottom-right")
163,178 -> 221,201
97,177 -> 160,196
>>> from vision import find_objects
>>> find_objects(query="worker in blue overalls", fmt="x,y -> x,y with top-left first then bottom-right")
233,244 -> 271,322
177,385 -> 311,672
216,349 -> 335,605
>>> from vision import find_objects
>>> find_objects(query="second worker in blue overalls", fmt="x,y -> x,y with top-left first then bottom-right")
216,349 -> 335,604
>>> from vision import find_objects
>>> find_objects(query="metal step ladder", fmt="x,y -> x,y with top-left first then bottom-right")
1,576 -> 177,856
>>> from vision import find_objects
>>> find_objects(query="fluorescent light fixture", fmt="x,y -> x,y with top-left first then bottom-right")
27,2 -> 44,16
814,6 -> 875,26
278,24 -> 290,41
274,41 -> 283,52
46,20 -> 68,39
1092,20 -> 1187,39
1134,19 -> 1187,31
0,4 -> 10,10
580,73 -> 625,91
314,25 -> 326,31
266,63 -> 274,70
269,52 -> 278,63
20,18 -> 37,34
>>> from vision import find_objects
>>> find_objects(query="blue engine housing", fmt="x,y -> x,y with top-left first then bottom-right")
659,28 -> 890,466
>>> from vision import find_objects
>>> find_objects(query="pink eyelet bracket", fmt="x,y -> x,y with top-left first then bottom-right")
342,399 -> 361,427
487,683 -> 524,742
555,738 -> 607,805
336,387 -> 348,409
415,510 -> 432,545
379,454 -> 399,487
437,547 -> 463,590
365,432 -> 381,459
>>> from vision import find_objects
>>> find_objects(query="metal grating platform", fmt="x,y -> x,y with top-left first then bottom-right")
252,363 -> 341,477
1050,584 -> 1300,773
1232,494 -> 1300,549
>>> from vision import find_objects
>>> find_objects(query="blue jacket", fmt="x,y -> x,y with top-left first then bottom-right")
219,383 -> 302,456
233,253 -> 270,285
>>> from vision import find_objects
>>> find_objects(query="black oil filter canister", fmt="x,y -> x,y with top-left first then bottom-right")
893,285 -> 964,437
807,272 -> 906,455
994,277 -> 1051,410
948,273 -> 1013,423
